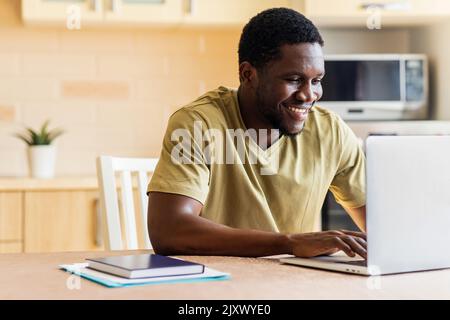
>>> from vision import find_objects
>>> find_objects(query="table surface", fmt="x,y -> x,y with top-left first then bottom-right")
1,250 -> 450,299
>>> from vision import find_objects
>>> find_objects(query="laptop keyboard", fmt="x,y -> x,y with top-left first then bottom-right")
340,260 -> 367,267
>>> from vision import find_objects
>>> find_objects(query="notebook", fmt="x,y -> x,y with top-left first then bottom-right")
60,263 -> 230,288
86,254 -> 204,279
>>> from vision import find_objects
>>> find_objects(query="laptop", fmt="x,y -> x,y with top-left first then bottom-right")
280,135 -> 450,276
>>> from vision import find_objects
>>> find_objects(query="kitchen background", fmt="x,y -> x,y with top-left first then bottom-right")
2,0 -> 450,176
1,0 -> 450,253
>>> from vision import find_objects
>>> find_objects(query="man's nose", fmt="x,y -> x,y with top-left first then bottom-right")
296,85 -> 316,104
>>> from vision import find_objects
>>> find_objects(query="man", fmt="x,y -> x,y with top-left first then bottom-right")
147,8 -> 367,259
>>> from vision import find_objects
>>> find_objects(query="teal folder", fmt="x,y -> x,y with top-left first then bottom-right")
60,263 -> 230,288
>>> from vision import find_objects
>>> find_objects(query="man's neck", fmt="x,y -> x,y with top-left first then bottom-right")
237,86 -> 281,149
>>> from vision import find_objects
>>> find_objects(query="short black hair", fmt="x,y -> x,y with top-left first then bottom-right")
238,8 -> 324,70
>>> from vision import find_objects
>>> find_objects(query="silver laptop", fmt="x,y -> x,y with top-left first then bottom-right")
280,135 -> 450,276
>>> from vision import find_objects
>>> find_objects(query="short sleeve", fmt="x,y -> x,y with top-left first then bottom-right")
147,109 -> 210,204
329,117 -> 366,209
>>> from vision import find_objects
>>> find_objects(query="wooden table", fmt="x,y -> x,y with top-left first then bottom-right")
1,250 -> 450,299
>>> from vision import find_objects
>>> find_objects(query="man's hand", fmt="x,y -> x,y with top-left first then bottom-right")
288,230 -> 367,259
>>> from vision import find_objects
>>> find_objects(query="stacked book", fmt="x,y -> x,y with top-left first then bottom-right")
60,254 -> 230,288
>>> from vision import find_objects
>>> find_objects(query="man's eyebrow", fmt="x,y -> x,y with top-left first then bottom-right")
280,72 -> 304,77
281,71 -> 326,77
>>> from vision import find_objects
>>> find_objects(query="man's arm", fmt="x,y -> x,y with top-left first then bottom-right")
148,192 -> 367,258
343,205 -> 366,232
147,191 -> 291,257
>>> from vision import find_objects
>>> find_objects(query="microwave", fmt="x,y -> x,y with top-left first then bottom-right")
319,54 -> 428,120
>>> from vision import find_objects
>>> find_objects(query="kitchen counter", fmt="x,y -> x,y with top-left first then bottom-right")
348,120 -> 450,138
0,176 -> 98,191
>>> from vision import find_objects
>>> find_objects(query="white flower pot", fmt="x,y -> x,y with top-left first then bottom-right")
28,145 -> 57,179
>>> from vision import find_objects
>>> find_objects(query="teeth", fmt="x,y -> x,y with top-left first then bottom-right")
287,106 -> 308,114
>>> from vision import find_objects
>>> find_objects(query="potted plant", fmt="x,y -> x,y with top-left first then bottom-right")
15,120 -> 64,179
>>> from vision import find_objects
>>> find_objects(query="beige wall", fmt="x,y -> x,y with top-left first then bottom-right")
410,22 -> 450,120
0,2 -> 241,176
0,1 -> 414,177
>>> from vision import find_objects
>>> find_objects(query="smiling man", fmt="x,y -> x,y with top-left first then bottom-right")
147,8 -> 367,259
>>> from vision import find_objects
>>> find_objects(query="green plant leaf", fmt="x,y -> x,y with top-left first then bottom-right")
13,133 -> 33,145
40,120 -> 50,144
47,129 -> 65,143
26,128 -> 39,145
15,121 -> 64,146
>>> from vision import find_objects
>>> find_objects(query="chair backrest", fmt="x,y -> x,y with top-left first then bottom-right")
96,156 -> 158,251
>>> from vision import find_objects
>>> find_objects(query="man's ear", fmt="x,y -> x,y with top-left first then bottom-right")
239,62 -> 258,87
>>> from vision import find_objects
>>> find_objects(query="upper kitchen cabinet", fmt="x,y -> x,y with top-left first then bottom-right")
22,0 -> 294,27
103,0 -> 184,25
21,0 -> 450,28
300,0 -> 450,27
181,0 -> 293,26
22,0 -> 104,26
21,0 -> 184,27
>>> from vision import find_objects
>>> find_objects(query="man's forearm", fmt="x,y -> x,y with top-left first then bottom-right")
150,212 -> 293,257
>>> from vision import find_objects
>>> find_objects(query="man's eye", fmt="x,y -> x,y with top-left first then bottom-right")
312,79 -> 322,85
287,78 -> 300,83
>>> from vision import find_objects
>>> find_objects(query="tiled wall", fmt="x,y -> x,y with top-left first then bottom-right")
0,2 -> 413,177
0,25 -> 241,176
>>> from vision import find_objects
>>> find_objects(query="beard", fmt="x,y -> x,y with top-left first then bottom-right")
255,87 -> 306,137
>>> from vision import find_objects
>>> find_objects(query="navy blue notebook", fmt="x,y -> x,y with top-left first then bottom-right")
86,254 -> 205,279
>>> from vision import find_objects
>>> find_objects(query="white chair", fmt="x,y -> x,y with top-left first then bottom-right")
96,156 -> 158,251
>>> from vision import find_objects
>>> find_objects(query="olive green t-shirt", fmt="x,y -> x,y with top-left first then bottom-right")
147,86 -> 365,233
